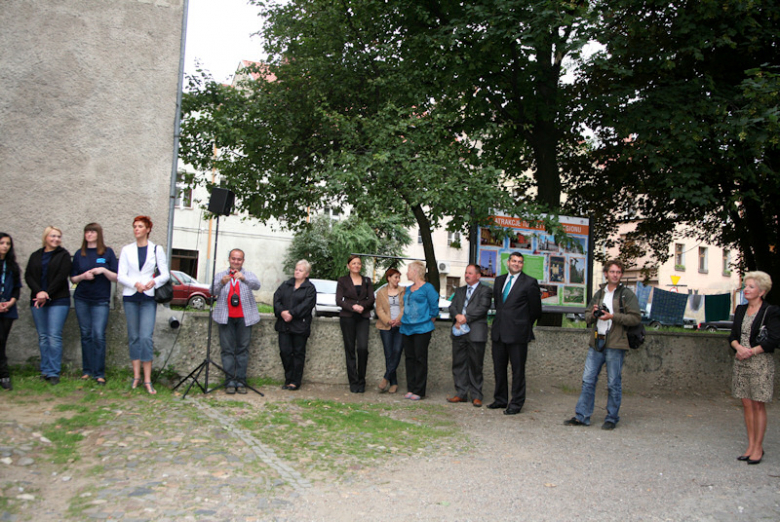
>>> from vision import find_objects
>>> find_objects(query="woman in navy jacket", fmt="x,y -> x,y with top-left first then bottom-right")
273,259 -> 317,390
71,223 -> 118,386
729,271 -> 780,465
0,233 -> 22,390
25,226 -> 72,384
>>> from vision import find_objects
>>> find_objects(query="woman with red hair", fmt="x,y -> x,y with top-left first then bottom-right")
117,216 -> 169,394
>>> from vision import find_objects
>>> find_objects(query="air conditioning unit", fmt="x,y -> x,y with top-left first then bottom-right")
438,262 -> 451,274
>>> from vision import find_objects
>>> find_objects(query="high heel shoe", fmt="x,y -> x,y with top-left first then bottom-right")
131,378 -> 141,390
737,454 -> 750,461
747,450 -> 764,465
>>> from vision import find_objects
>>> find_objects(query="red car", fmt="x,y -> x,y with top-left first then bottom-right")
170,270 -> 212,309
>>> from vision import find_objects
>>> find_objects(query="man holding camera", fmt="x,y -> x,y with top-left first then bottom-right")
212,249 -> 261,394
564,260 -> 641,430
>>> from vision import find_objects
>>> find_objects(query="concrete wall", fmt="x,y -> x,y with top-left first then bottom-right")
7,309 -> 772,395
0,0 -> 185,344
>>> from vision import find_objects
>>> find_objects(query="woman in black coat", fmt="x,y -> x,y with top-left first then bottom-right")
336,255 -> 375,393
25,226 -> 72,384
729,271 -> 780,465
274,259 -> 317,390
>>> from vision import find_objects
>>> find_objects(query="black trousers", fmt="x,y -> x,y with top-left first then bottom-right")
491,340 -> 528,409
403,331 -> 432,396
340,315 -> 369,391
278,332 -> 308,387
0,318 -> 14,379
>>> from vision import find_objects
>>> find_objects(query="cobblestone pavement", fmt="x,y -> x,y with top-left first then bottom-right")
2,383 -> 780,521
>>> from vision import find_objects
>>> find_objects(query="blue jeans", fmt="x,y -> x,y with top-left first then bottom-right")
30,304 -> 70,377
74,299 -> 110,379
124,300 -> 157,361
379,327 -> 403,385
574,342 -> 626,425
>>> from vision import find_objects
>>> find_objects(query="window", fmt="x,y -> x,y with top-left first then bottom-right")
175,173 -> 193,209
674,243 -> 685,270
446,276 -> 461,298
417,229 -> 423,244
323,206 -> 341,222
170,248 -> 199,278
698,247 -> 708,273
722,249 -> 731,276
447,231 -> 461,247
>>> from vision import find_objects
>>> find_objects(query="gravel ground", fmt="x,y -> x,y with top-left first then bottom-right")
2,382 -> 779,521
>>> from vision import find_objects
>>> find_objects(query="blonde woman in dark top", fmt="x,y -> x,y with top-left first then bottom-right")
729,271 -> 780,465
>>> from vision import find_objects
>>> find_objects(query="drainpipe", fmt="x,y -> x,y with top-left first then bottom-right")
166,0 -> 191,265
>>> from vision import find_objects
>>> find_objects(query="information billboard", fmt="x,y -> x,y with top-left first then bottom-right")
477,213 -> 592,313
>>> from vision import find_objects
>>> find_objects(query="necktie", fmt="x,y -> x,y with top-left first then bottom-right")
462,286 -> 473,315
503,275 -> 514,302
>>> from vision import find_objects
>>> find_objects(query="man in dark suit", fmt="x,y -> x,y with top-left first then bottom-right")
489,252 -> 542,415
447,264 -> 493,407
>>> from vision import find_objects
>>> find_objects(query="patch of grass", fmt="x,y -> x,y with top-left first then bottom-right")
237,399 -> 462,476
43,406 -> 114,464
558,384 -> 579,394
258,303 -> 274,314
67,485 -> 98,519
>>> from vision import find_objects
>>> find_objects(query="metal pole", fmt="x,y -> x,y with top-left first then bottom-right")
166,0 -> 190,265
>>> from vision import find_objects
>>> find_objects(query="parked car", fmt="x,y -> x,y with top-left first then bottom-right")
170,270 -> 212,310
309,278 -> 340,317
698,317 -> 734,332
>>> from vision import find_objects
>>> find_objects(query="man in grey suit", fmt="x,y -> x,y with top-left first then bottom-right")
447,264 -> 493,407
489,252 -> 542,415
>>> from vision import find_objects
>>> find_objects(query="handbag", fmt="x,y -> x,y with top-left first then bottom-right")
153,245 -> 174,304
755,306 -> 771,346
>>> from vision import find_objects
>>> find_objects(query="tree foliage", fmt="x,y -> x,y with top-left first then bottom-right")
282,214 -> 411,281
567,0 -> 780,300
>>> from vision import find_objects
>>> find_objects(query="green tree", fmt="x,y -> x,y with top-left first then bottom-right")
180,0 -> 527,293
568,0 -> 780,300
283,214 -> 411,281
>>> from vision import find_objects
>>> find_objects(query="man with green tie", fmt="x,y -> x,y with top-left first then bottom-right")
488,252 -> 542,415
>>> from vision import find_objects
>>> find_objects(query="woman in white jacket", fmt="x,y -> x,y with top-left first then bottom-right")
117,216 -> 169,394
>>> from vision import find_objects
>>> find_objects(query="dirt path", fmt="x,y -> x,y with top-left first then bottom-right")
2,384 -> 778,521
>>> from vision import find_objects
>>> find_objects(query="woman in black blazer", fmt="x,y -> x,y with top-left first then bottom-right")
336,255 -> 374,393
729,271 -> 780,465
274,259 -> 317,391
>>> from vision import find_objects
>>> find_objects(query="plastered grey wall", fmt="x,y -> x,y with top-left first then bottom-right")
6,310 -> 770,395
0,0 -> 184,345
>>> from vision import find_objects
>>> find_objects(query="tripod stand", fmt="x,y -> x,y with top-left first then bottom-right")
173,214 -> 263,398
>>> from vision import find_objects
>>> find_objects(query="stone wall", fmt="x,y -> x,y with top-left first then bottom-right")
6,309 -> 770,395
0,0 -> 184,351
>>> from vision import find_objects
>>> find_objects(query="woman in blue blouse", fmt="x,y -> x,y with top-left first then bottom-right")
0,233 -> 22,390
71,223 -> 118,386
25,226 -> 72,385
400,261 -> 439,400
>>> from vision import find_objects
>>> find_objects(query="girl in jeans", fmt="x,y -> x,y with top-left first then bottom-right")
71,223 -> 118,386
25,226 -> 72,384
118,216 -> 169,395
375,268 -> 405,394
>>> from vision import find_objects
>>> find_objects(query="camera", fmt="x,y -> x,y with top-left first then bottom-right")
593,304 -> 610,319
229,269 -> 237,276
230,293 -> 240,307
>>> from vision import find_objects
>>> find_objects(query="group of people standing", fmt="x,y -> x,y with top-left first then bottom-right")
0,216 -> 169,394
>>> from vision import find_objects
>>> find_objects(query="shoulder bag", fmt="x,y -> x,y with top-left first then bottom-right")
153,245 -> 174,304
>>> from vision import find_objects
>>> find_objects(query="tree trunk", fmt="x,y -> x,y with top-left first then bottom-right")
529,123 -> 561,210
411,204 -> 441,294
